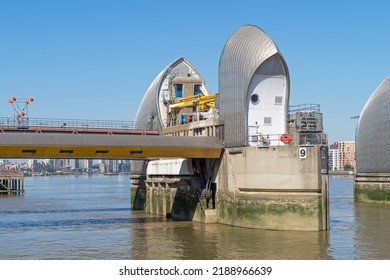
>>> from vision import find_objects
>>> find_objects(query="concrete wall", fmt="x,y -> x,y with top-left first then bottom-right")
131,176 -> 217,224
222,145 -> 324,191
216,145 -> 329,230
163,118 -> 223,139
131,144 -> 329,231
354,173 -> 390,203
130,175 -> 146,210
142,177 -> 211,221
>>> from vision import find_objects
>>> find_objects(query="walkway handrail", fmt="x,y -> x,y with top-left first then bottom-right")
288,104 -> 320,114
0,117 -> 149,130
0,170 -> 24,177
248,131 -> 328,146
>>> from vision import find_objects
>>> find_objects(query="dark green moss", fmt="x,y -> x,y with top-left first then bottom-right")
170,190 -> 199,220
216,195 -> 319,224
354,186 -> 390,202
131,186 -> 146,210
216,199 -> 234,220
216,200 -> 226,220
235,201 -> 316,220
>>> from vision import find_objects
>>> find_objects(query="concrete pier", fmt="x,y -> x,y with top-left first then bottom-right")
354,173 -> 390,203
130,175 -> 146,210
131,171 -> 219,224
216,145 -> 329,230
131,144 -> 329,231
130,24 -> 329,231
141,177 -> 215,223
0,174 -> 24,195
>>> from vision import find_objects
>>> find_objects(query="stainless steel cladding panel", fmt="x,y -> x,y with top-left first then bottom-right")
132,57 -> 209,175
135,57 -> 209,132
135,68 -> 164,130
356,75 -> 390,173
218,25 -> 289,147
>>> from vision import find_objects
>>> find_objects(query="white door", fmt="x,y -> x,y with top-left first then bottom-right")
247,75 -> 286,146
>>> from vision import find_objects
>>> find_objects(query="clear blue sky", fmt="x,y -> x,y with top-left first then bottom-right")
1,0 -> 389,144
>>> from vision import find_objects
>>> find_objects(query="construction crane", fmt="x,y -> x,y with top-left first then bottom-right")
167,93 -> 218,127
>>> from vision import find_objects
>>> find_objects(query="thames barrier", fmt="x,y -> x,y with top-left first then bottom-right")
130,25 -> 329,231
354,75 -> 390,203
0,25 -> 329,231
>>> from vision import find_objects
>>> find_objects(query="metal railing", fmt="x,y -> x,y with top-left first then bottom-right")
248,133 -> 284,147
0,117 -> 149,130
0,170 -> 24,177
248,131 -> 328,147
288,104 -> 320,114
168,110 -> 217,127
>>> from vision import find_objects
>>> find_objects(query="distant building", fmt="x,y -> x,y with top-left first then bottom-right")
338,141 -> 356,170
105,160 -> 119,173
79,159 -> 87,171
329,142 -> 339,170
328,141 -> 356,171
74,159 -> 80,169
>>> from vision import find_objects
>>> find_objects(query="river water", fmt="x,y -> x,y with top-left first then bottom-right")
0,175 -> 389,260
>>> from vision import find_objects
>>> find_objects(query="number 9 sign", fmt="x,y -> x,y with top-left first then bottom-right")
299,147 -> 307,159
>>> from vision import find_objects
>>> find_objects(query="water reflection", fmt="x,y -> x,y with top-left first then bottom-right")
354,202 -> 390,259
1,175 -> 390,259
328,176 -> 358,259
128,211 -> 331,260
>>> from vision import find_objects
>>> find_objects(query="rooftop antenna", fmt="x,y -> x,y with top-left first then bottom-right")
8,96 -> 34,128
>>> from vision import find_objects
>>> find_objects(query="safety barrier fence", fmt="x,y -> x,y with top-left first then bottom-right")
248,131 -> 328,147
0,117 -> 149,130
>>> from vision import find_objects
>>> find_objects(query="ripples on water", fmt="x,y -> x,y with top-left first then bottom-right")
0,175 -> 390,259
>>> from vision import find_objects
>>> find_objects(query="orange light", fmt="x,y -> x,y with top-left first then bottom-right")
8,96 -> 16,104
17,111 -> 26,118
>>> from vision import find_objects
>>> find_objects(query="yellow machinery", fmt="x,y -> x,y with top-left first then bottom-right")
168,93 -> 218,126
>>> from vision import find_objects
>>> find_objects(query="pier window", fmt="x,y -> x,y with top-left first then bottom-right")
194,84 -> 201,95
263,117 -> 272,126
274,96 -> 283,105
175,84 -> 183,98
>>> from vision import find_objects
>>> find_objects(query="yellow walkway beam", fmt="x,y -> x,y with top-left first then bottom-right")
0,133 -> 223,159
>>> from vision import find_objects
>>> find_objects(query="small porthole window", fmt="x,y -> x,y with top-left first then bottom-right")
251,94 -> 260,105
